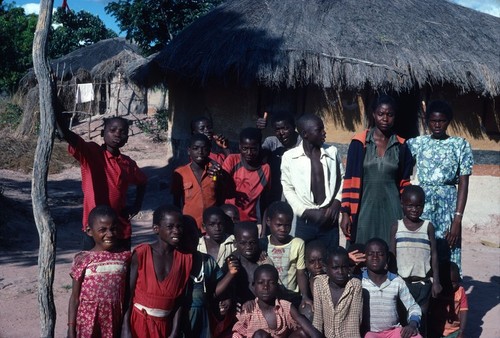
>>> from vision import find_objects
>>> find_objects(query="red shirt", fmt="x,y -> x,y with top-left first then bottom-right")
69,135 -> 147,238
171,163 -> 218,231
222,154 -> 270,222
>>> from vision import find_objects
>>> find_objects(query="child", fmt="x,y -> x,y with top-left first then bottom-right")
220,203 -> 240,225
121,205 -> 193,338
313,246 -> 363,337
305,240 -> 327,293
390,185 -> 442,335
261,201 -> 312,309
172,134 -> 222,231
224,222 -> 274,306
257,111 -> 301,203
197,206 -> 236,267
57,115 -> 147,250
67,205 -> 131,338
179,216 -> 239,338
220,203 -> 240,234
223,127 -> 271,222
191,116 -> 230,164
429,262 -> 468,338
362,238 -> 422,338
232,264 -> 322,338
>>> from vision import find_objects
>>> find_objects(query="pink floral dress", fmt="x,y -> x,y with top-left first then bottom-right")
71,250 -> 131,338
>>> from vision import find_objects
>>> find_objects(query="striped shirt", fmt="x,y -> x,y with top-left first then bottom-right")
362,271 -> 421,333
395,219 -> 431,279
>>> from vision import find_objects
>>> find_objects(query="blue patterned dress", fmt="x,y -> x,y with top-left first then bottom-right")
407,135 -> 473,270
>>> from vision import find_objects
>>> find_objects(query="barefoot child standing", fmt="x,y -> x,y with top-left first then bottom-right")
67,206 -> 131,338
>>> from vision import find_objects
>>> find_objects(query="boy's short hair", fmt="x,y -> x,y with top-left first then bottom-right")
327,246 -> 349,262
239,127 -> 262,144
189,133 -> 211,148
365,237 -> 389,255
153,204 -> 182,226
202,206 -> 226,223
234,221 -> 258,239
296,114 -> 322,135
305,239 -> 327,258
88,205 -> 117,228
266,201 -> 294,220
254,264 -> 279,282
401,185 -> 425,202
426,100 -> 453,122
103,116 -> 130,130
190,116 -> 212,132
270,112 -> 296,129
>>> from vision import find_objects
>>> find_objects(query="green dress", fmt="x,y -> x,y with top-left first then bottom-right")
355,129 -> 402,246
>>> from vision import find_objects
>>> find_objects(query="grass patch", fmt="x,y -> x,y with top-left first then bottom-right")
0,134 -> 77,174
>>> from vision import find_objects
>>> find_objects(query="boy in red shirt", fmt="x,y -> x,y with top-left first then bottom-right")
57,115 -> 147,249
222,128 -> 271,222
171,134 -> 222,231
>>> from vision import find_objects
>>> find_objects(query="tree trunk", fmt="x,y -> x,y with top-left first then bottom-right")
32,1 -> 57,337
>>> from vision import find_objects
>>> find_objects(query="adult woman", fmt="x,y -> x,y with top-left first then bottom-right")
407,101 -> 473,271
340,95 -> 413,246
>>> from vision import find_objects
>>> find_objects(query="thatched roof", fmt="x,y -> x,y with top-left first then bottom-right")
51,38 -> 140,79
153,0 -> 500,96
91,49 -> 146,81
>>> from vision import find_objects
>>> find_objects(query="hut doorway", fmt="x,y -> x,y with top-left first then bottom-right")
390,89 -> 420,140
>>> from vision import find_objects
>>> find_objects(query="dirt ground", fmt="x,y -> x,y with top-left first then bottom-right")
0,122 -> 499,337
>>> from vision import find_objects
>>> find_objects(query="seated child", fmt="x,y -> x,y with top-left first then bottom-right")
429,262 -> 468,338
67,206 -> 131,338
121,205 -> 193,338
260,201 -> 312,309
390,185 -> 442,335
57,115 -> 147,250
223,127 -> 271,222
232,264 -> 321,338
191,116 -> 230,164
197,206 -> 236,267
179,216 -> 239,338
362,238 -> 422,338
223,222 -> 274,306
172,134 -> 222,231
312,246 -> 363,338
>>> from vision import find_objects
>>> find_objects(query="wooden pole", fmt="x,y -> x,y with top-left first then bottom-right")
356,93 -> 367,128
32,0 -> 57,337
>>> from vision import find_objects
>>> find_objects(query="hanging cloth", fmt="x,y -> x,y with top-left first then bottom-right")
75,83 -> 94,104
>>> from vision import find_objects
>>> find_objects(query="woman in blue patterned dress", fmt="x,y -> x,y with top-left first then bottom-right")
407,101 -> 473,272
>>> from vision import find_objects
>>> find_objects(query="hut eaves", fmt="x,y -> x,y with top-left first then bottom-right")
153,0 -> 500,96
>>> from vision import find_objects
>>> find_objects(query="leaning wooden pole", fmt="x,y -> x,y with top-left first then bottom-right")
32,0 -> 57,337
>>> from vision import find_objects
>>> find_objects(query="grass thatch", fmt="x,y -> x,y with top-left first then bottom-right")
51,38 -> 140,80
153,0 -> 500,96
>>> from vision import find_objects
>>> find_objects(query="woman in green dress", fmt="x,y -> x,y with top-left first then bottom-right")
340,95 -> 413,246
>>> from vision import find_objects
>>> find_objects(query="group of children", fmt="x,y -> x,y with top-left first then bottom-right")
61,113 -> 467,338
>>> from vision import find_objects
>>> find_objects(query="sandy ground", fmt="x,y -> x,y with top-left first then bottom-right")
0,125 -> 499,337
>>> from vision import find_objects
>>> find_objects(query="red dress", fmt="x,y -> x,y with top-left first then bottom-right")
130,244 -> 193,337
70,250 -> 131,338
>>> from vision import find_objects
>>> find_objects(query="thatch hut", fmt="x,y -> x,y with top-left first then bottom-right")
15,38 -> 154,136
151,0 -> 500,153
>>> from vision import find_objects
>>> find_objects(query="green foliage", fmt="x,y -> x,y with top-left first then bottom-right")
105,0 -> 224,55
0,4 -> 38,94
137,108 -> 170,142
49,8 -> 118,59
0,5 -> 117,94
0,100 -> 23,129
